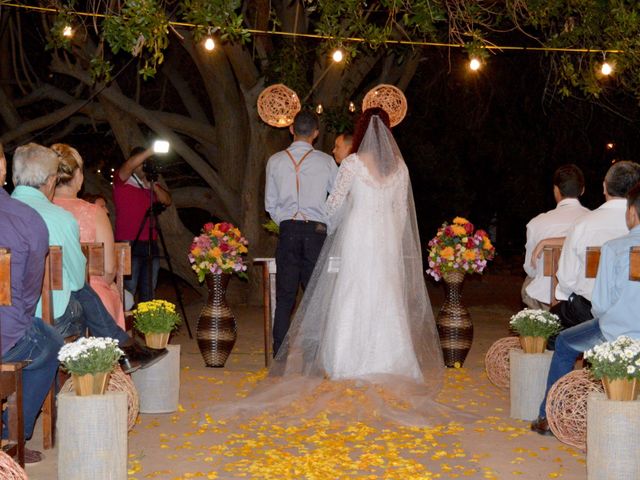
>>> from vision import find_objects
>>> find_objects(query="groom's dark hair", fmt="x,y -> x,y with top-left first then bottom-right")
293,111 -> 319,137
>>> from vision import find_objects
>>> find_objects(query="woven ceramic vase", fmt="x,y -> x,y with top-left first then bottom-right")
197,273 -> 237,367
436,271 -> 473,367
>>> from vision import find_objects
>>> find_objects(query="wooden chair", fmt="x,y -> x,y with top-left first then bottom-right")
40,246 -> 63,450
253,258 -> 276,367
0,247 -> 26,467
80,242 -> 105,280
114,243 -> 134,332
542,241 -> 564,307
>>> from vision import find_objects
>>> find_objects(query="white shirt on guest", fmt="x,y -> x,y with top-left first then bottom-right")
524,198 -> 589,304
556,198 -> 629,301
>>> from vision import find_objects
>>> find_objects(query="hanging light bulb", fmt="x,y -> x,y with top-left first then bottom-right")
316,104 -> 324,114
469,58 -> 481,71
348,101 -> 356,113
601,62 -> 613,75
606,142 -> 615,150
62,25 -> 73,37
204,37 -> 215,51
332,49 -> 344,63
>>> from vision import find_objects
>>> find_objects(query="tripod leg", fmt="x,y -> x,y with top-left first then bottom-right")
155,222 -> 193,339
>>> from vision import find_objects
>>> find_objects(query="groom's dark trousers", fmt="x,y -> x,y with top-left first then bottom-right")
273,219 -> 327,356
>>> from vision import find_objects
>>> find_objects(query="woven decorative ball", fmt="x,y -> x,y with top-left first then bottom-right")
546,368 -> 604,450
362,84 -> 407,127
61,366 -> 140,431
484,336 -> 522,388
0,451 -> 27,480
257,84 -> 301,127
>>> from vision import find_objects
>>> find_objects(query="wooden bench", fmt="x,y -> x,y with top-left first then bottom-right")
0,247 -> 26,467
254,258 -> 276,367
41,246 -> 63,450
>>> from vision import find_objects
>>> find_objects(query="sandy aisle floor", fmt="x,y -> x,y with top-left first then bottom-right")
25,273 -> 587,479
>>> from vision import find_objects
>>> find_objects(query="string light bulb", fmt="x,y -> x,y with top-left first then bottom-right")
348,101 -> 356,113
332,49 -> 344,63
316,104 -> 324,114
204,37 -> 215,51
62,25 -> 73,37
469,58 -> 481,71
601,62 -> 613,75
606,142 -> 615,150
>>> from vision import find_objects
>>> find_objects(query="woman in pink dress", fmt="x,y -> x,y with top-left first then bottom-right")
52,143 -> 126,329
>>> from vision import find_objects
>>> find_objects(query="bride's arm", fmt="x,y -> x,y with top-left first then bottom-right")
325,155 -> 357,220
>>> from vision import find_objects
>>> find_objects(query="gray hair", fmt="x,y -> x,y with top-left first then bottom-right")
13,143 -> 59,188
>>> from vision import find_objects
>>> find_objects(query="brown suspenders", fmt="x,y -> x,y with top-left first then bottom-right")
285,149 -> 314,221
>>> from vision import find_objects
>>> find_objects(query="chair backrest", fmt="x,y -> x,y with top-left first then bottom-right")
80,242 -> 105,281
542,241 -> 564,307
585,247 -> 601,279
630,246 -> 640,281
41,246 -> 63,325
114,242 -> 131,305
0,247 -> 10,306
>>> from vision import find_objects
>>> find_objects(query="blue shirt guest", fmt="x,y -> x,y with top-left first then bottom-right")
10,143 -> 166,373
531,180 -> 640,435
265,111 -> 338,355
0,144 -> 63,464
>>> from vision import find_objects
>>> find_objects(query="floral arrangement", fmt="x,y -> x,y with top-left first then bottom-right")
58,337 -> 123,376
426,216 -> 495,281
584,336 -> 640,381
133,299 -> 182,334
188,222 -> 249,282
509,309 -> 562,339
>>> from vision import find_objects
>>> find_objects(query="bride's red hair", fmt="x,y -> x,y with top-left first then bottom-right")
350,107 -> 391,154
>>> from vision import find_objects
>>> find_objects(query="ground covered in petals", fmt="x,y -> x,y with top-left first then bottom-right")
27,274 -> 587,479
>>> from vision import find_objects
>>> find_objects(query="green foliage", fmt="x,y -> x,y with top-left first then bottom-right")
585,336 -> 640,381
89,56 -> 113,83
180,0 -> 250,43
103,0 -> 169,79
262,219 -> 279,236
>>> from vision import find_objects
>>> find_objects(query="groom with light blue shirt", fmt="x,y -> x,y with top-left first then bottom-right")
531,181 -> 640,435
265,111 -> 338,356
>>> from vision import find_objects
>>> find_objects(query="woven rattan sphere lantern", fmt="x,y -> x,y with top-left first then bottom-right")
362,84 -> 407,127
546,368 -> 604,450
485,336 -> 522,389
257,84 -> 301,127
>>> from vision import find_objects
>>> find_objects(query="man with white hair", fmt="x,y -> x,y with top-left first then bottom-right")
11,143 -> 166,372
0,143 -> 62,463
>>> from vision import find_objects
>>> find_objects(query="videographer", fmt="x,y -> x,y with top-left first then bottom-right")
113,146 -> 172,303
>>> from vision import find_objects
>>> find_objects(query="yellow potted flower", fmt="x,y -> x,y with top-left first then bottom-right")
133,300 -> 182,349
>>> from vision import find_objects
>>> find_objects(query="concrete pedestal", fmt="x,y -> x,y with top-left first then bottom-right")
132,344 -> 180,413
58,391 -> 127,480
509,350 -> 553,421
587,392 -> 640,480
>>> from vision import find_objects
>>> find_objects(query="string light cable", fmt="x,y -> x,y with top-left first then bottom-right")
0,2 -> 624,55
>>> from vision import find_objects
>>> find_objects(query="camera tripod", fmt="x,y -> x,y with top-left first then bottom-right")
130,175 -> 193,338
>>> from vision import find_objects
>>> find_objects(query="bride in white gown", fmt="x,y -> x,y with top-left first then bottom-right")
208,108 -> 451,427
272,108 -> 444,390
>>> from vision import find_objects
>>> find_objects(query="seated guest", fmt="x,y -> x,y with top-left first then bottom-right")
52,144 -> 126,330
552,160 -> 640,329
0,143 -> 63,463
82,192 -> 110,216
522,164 -> 589,310
532,181 -> 640,434
10,143 -> 165,372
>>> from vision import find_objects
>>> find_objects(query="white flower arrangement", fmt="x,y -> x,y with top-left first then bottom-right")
58,337 -> 123,376
509,308 -> 562,339
584,336 -> 640,381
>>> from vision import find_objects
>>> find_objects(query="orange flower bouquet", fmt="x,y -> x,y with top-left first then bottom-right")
426,217 -> 495,281
188,222 -> 249,282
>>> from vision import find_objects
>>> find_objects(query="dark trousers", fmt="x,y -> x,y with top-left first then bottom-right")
55,283 -> 131,345
273,220 -> 327,356
126,240 -> 160,303
547,293 -> 593,349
